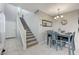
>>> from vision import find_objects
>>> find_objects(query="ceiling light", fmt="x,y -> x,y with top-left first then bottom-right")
60,15 -> 63,18
54,8 -> 63,20
54,17 -> 57,19
56,16 -> 59,18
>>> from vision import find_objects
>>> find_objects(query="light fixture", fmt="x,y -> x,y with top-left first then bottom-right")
34,9 -> 39,14
54,9 -> 63,20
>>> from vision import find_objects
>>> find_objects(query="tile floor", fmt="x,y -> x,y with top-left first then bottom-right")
3,38 -> 72,55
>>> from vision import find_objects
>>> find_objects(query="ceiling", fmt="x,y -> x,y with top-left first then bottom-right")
11,3 -> 79,16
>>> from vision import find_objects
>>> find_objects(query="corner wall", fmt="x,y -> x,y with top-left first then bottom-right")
4,4 -> 18,38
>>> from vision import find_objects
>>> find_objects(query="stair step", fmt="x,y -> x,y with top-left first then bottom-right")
27,40 -> 37,45
26,29 -> 30,31
26,32 -> 32,34
27,42 -> 38,48
27,37 -> 36,40
26,31 -> 31,33
26,28 -> 30,31
26,31 -> 32,33
27,35 -> 34,37
27,39 -> 36,43
26,33 -> 33,36
26,26 -> 29,28
26,35 -> 35,39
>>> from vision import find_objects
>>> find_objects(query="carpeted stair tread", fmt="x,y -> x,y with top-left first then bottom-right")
27,39 -> 37,43
26,33 -> 33,36
27,42 -> 38,48
26,35 -> 35,39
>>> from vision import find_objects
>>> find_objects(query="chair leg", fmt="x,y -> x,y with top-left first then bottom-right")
50,39 -> 52,48
71,50 -> 74,55
55,40 -> 58,51
68,49 -> 71,55
68,43 -> 71,55
70,40 -> 75,55
71,43 -> 75,55
47,37 -> 49,45
60,40 -> 63,50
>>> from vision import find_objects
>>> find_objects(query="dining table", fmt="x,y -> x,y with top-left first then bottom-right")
55,31 -> 75,55
47,30 -> 75,55
57,32 -> 73,42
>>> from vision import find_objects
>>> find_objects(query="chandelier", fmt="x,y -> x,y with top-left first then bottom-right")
54,9 -> 63,19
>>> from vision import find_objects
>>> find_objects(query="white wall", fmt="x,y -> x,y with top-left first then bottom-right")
36,10 -> 53,43
0,3 -> 5,52
53,11 -> 78,32
5,21 -> 16,38
4,4 -> 24,49
0,4 -> 5,34
0,3 -> 5,12
4,4 -> 18,38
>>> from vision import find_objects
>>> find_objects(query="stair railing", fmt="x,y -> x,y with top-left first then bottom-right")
17,15 -> 27,50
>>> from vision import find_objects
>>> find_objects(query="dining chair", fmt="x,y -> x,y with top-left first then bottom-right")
47,30 -> 53,45
50,31 -> 59,50
50,31 -> 55,47
55,33 -> 63,50
59,32 -> 75,55
69,32 -> 75,55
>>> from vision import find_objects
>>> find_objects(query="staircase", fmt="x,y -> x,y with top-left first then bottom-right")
20,17 -> 38,48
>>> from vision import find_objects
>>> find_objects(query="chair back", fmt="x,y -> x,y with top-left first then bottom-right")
72,32 -> 75,50
72,32 -> 75,39
47,30 -> 53,35
52,31 -> 59,40
71,32 -> 75,51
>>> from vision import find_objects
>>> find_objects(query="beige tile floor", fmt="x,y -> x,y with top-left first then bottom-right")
3,38 -> 78,55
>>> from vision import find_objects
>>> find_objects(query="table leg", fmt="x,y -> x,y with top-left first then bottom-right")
47,36 -> 49,45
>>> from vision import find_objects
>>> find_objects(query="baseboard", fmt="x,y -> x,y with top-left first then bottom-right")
5,37 -> 16,39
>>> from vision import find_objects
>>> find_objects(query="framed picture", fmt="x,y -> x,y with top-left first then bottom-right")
42,20 -> 52,27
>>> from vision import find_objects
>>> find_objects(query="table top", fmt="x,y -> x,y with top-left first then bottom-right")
57,32 -> 72,37
47,30 -> 73,38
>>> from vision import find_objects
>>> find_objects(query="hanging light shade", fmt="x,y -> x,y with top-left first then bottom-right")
54,8 -> 63,20
60,15 -> 63,18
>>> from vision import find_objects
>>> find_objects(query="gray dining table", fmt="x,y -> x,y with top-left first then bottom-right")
56,32 -> 75,55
